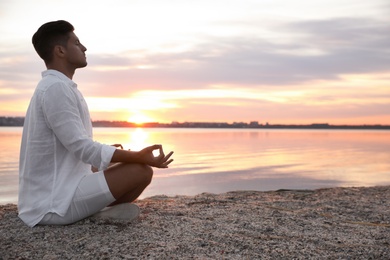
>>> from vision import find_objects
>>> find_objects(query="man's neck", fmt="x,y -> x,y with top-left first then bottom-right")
46,64 -> 75,79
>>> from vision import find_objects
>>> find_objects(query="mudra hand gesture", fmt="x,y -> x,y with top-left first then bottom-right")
137,145 -> 174,168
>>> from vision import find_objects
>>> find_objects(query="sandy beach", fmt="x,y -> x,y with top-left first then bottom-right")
1,186 -> 390,259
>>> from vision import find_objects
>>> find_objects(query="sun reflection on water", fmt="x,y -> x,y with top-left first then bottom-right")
127,128 -> 149,151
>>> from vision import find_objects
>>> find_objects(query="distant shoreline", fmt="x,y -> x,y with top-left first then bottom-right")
1,116 -> 389,129
94,122 -> 390,130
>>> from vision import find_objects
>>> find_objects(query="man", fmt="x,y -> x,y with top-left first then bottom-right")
18,20 -> 173,227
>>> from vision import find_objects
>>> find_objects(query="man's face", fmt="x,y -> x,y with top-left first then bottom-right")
64,32 -> 87,69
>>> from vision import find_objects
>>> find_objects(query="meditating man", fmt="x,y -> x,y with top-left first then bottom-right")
18,20 -> 174,227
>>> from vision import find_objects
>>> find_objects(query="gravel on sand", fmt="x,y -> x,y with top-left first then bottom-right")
1,186 -> 390,259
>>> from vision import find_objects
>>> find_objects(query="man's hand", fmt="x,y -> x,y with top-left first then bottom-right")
138,144 -> 174,168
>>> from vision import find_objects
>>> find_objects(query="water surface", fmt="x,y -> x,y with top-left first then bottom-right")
1,127 -> 389,204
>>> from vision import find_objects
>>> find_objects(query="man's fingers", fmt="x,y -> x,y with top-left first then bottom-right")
153,145 -> 174,161
164,151 -> 174,161
112,144 -> 123,149
156,150 -> 174,168
158,159 -> 174,168
164,159 -> 174,167
150,144 -> 162,150
158,146 -> 165,158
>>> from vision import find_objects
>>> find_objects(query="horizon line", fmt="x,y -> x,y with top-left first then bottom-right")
1,116 -> 390,127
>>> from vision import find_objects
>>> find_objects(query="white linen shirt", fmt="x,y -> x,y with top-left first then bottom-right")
18,70 -> 116,227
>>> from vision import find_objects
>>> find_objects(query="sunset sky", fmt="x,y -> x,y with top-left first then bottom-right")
1,0 -> 389,125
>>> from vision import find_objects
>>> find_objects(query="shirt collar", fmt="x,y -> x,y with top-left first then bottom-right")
42,70 -> 78,88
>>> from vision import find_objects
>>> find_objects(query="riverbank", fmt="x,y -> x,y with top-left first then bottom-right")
1,186 -> 390,259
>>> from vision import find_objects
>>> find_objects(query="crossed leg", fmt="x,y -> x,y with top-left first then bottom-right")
103,162 -> 153,206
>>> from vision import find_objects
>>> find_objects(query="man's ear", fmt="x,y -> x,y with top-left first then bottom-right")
53,45 -> 66,58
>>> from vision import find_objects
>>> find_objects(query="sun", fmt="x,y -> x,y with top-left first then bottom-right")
128,112 -> 154,125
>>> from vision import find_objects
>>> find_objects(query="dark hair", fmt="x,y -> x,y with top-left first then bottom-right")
32,20 -> 74,63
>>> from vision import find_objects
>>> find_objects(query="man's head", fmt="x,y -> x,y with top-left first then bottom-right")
32,20 -> 74,64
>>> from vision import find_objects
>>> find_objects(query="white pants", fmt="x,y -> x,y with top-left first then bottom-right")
39,171 -> 116,225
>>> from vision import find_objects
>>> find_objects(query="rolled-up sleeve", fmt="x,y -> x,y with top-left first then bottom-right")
100,145 -> 117,171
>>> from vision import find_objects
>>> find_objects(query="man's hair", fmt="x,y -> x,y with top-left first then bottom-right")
32,20 -> 74,63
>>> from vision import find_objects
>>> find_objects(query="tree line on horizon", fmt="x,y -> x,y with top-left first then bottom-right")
0,116 -> 389,129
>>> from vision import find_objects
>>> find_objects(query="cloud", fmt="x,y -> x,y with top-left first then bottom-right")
73,16 -> 389,98
1,5 -> 389,124
284,18 -> 390,69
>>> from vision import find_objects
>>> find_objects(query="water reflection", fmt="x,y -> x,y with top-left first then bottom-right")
92,128 -> 390,198
0,127 -> 22,204
1,128 -> 390,203
127,127 -> 149,151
